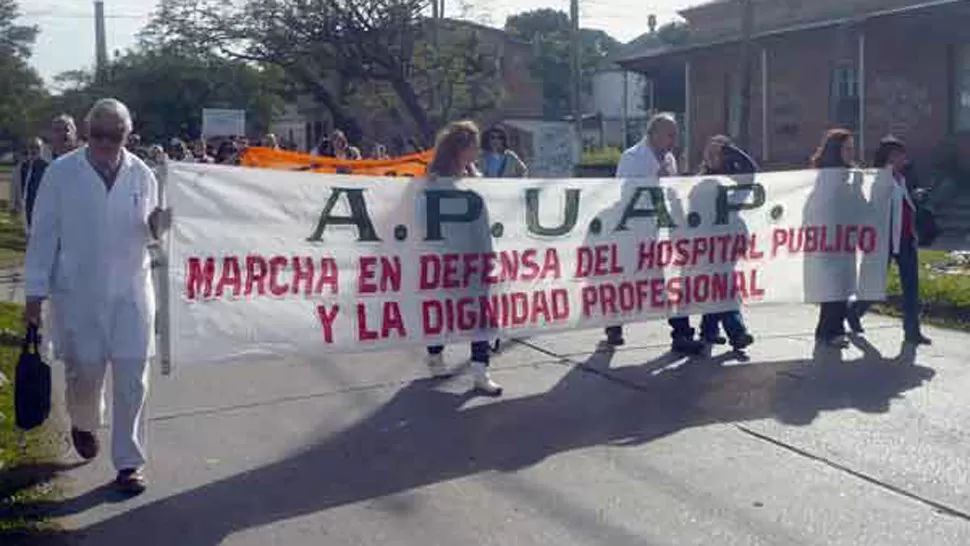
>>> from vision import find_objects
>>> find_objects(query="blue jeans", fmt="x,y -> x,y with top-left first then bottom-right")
427,342 -> 491,365
850,236 -> 921,338
700,311 -> 748,342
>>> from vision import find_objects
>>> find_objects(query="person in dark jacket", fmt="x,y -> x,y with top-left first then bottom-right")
696,135 -> 757,351
14,137 -> 49,231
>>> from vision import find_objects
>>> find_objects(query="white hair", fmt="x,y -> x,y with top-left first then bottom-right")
646,112 -> 678,136
85,98 -> 134,132
51,114 -> 76,128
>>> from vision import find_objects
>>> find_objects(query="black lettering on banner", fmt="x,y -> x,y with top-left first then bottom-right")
307,188 -> 381,242
715,183 -> 766,225
615,187 -> 676,231
526,188 -> 580,236
424,189 -> 484,241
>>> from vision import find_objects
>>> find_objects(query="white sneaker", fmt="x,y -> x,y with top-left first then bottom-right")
471,361 -> 502,396
426,353 -> 450,378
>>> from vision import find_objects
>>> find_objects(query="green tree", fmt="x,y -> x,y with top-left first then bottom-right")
47,49 -> 288,143
505,9 -> 621,119
139,0 -> 501,145
0,0 -> 46,153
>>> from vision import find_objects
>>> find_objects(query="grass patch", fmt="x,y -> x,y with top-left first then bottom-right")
0,215 -> 25,268
0,302 -> 62,537
874,249 -> 970,331
580,147 -> 622,166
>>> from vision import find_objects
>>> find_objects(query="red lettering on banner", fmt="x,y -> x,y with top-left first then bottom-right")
292,257 -> 314,296
268,256 -> 289,296
421,289 -> 572,333
521,249 -> 540,280
771,229 -> 787,257
748,234 -> 764,259
576,245 -> 622,277
859,226 -> 877,253
551,289 -> 570,320
314,258 -> 339,295
357,303 -> 378,341
843,225 -> 858,251
214,257 -> 242,298
442,254 -> 459,289
650,278 -> 665,308
382,302 -> 406,338
667,277 -> 684,306
674,239 -> 691,267
511,293 -> 529,325
421,250 -> 561,289
358,256 -> 378,294
751,269 -> 765,298
483,253 -> 499,284
600,283 -> 618,315
245,255 -> 268,296
186,257 -> 216,301
637,241 -> 656,271
423,300 -> 443,334
731,271 -> 748,299
690,238 -> 709,267
712,273 -> 729,301
694,275 -> 711,303
316,304 -> 339,343
581,286 -> 597,317
529,291 -> 551,323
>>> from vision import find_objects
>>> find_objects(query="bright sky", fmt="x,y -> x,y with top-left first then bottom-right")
23,0 -> 696,88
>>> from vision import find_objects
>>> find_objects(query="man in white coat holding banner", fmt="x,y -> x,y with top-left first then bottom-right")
24,98 -> 170,495
605,112 -> 705,356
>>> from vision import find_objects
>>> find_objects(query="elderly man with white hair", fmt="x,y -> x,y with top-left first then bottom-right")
24,98 -> 170,495
604,112 -> 705,356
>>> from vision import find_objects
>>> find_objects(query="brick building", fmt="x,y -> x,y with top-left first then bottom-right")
617,0 -> 970,174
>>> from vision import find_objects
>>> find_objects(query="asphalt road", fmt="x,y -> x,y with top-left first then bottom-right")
17,304 -> 970,545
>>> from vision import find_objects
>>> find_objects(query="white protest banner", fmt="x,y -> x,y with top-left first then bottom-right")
202,108 -> 246,139
167,165 -> 893,364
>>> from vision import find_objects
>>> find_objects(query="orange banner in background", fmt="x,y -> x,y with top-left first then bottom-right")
240,147 -> 432,177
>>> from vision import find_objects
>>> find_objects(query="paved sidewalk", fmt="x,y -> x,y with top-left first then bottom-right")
0,265 -> 24,304
17,305 -> 970,545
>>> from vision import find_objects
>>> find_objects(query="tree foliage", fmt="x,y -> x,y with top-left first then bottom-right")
0,0 -> 46,153
504,9 -> 621,119
44,50 -> 288,144
139,0 -> 503,145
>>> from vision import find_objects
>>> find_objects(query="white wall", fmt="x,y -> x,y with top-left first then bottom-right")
589,70 -> 651,120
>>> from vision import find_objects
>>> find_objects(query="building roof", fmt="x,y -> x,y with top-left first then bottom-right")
618,0 -> 965,65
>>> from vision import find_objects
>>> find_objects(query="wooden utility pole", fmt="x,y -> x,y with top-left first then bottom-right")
737,0 -> 754,149
570,0 -> 582,156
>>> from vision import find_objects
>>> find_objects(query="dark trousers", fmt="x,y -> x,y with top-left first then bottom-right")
427,342 -> 490,365
700,311 -> 747,341
668,317 -> 694,340
815,301 -> 848,340
606,318 -> 696,342
849,236 -> 921,338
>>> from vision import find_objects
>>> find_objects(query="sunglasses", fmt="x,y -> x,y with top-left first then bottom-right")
89,128 -> 126,144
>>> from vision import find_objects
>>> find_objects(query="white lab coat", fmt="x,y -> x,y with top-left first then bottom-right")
889,172 -> 917,256
616,139 -> 679,178
25,147 -> 158,364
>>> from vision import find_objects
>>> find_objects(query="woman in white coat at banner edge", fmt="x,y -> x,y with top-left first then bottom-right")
24,98 -> 171,495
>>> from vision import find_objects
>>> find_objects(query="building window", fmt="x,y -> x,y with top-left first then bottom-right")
956,44 -> 970,132
830,65 -> 859,130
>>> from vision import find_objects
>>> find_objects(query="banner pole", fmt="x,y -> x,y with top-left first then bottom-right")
152,157 -> 173,376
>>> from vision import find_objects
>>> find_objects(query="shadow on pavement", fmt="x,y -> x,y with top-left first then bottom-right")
25,337 -> 933,545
